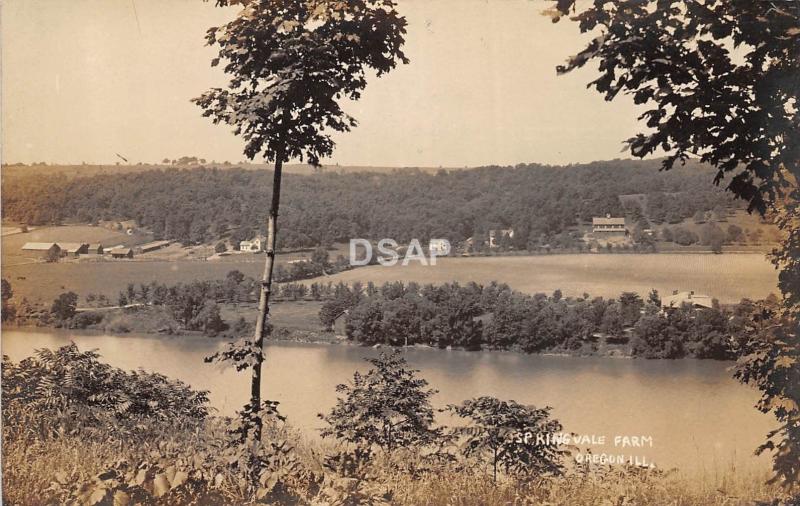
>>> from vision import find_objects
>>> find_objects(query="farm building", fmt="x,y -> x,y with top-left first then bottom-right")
240,237 -> 264,252
429,238 -> 451,256
136,240 -> 171,254
109,247 -> 134,259
59,242 -> 90,256
21,242 -> 61,258
86,244 -> 104,255
488,229 -> 514,248
592,215 -> 627,234
101,220 -> 137,234
661,291 -> 714,311
331,310 -> 349,337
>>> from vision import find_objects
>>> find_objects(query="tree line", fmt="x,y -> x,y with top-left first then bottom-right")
321,280 -> 769,360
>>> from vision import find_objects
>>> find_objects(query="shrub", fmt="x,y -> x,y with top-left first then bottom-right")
2,344 -> 209,441
69,310 -> 104,329
447,396 -> 566,482
319,351 -> 439,452
672,227 -> 699,246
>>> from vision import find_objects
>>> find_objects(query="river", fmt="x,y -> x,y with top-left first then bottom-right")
2,329 -> 774,474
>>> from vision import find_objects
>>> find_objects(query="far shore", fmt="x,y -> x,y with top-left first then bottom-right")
2,324 -> 679,361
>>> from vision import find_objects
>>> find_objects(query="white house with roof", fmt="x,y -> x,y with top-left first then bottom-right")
429,238 -> 451,256
592,215 -> 627,234
488,229 -> 514,248
239,237 -> 264,252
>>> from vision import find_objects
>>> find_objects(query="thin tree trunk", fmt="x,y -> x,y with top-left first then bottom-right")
250,154 -> 284,439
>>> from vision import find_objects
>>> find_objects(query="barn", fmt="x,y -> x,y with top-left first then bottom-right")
87,243 -> 104,255
136,240 -> 171,254
21,242 -> 62,258
59,242 -> 90,256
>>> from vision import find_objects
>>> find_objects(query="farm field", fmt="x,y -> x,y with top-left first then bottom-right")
1,232 -> 350,302
3,259 -> 267,302
301,253 -> 779,304
3,251 -> 778,305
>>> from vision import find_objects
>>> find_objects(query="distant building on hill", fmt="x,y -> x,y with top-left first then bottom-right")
101,220 -> 137,235
488,229 -> 514,248
592,215 -> 627,234
661,290 -> 714,311
239,237 -> 264,252
429,238 -> 451,256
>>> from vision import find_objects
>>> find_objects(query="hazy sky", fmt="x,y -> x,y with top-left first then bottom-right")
2,0 -> 646,167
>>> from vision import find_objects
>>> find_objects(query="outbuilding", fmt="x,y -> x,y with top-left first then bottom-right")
109,247 -> 134,259
59,242 -> 90,256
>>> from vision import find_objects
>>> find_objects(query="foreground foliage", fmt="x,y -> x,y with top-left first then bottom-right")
2,345 -> 795,505
319,352 -> 440,452
549,0 -> 799,489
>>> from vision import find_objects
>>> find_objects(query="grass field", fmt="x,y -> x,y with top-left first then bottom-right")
2,251 -> 778,305
219,300 -> 325,332
301,253 -> 779,304
2,259 -> 266,302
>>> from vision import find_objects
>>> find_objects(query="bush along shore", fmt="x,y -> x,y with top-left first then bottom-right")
2,275 -> 778,360
2,346 -> 793,505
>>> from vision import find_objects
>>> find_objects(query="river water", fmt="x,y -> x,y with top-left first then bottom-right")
2,329 -> 774,473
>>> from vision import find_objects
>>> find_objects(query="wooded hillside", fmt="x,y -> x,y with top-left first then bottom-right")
2,159 -> 740,248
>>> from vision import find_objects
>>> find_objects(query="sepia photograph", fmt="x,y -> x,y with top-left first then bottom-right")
1,0 -> 798,504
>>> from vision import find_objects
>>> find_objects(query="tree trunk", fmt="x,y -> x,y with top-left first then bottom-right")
250,154 -> 284,439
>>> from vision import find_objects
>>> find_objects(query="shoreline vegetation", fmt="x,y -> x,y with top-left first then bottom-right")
2,271 -> 774,360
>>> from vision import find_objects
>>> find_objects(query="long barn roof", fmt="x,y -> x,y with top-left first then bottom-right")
21,242 -> 59,250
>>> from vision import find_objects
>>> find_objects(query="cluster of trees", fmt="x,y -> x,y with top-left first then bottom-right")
660,223 -> 772,249
2,281 -> 81,328
272,248 -> 354,283
160,156 -> 212,166
2,159 -> 738,248
320,281 -> 762,359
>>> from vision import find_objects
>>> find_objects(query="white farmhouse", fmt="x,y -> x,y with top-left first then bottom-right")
239,237 -> 264,252
429,238 -> 451,256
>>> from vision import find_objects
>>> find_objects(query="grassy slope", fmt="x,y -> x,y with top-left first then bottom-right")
2,423 -> 786,506
301,254 -> 778,304
2,253 -> 777,305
